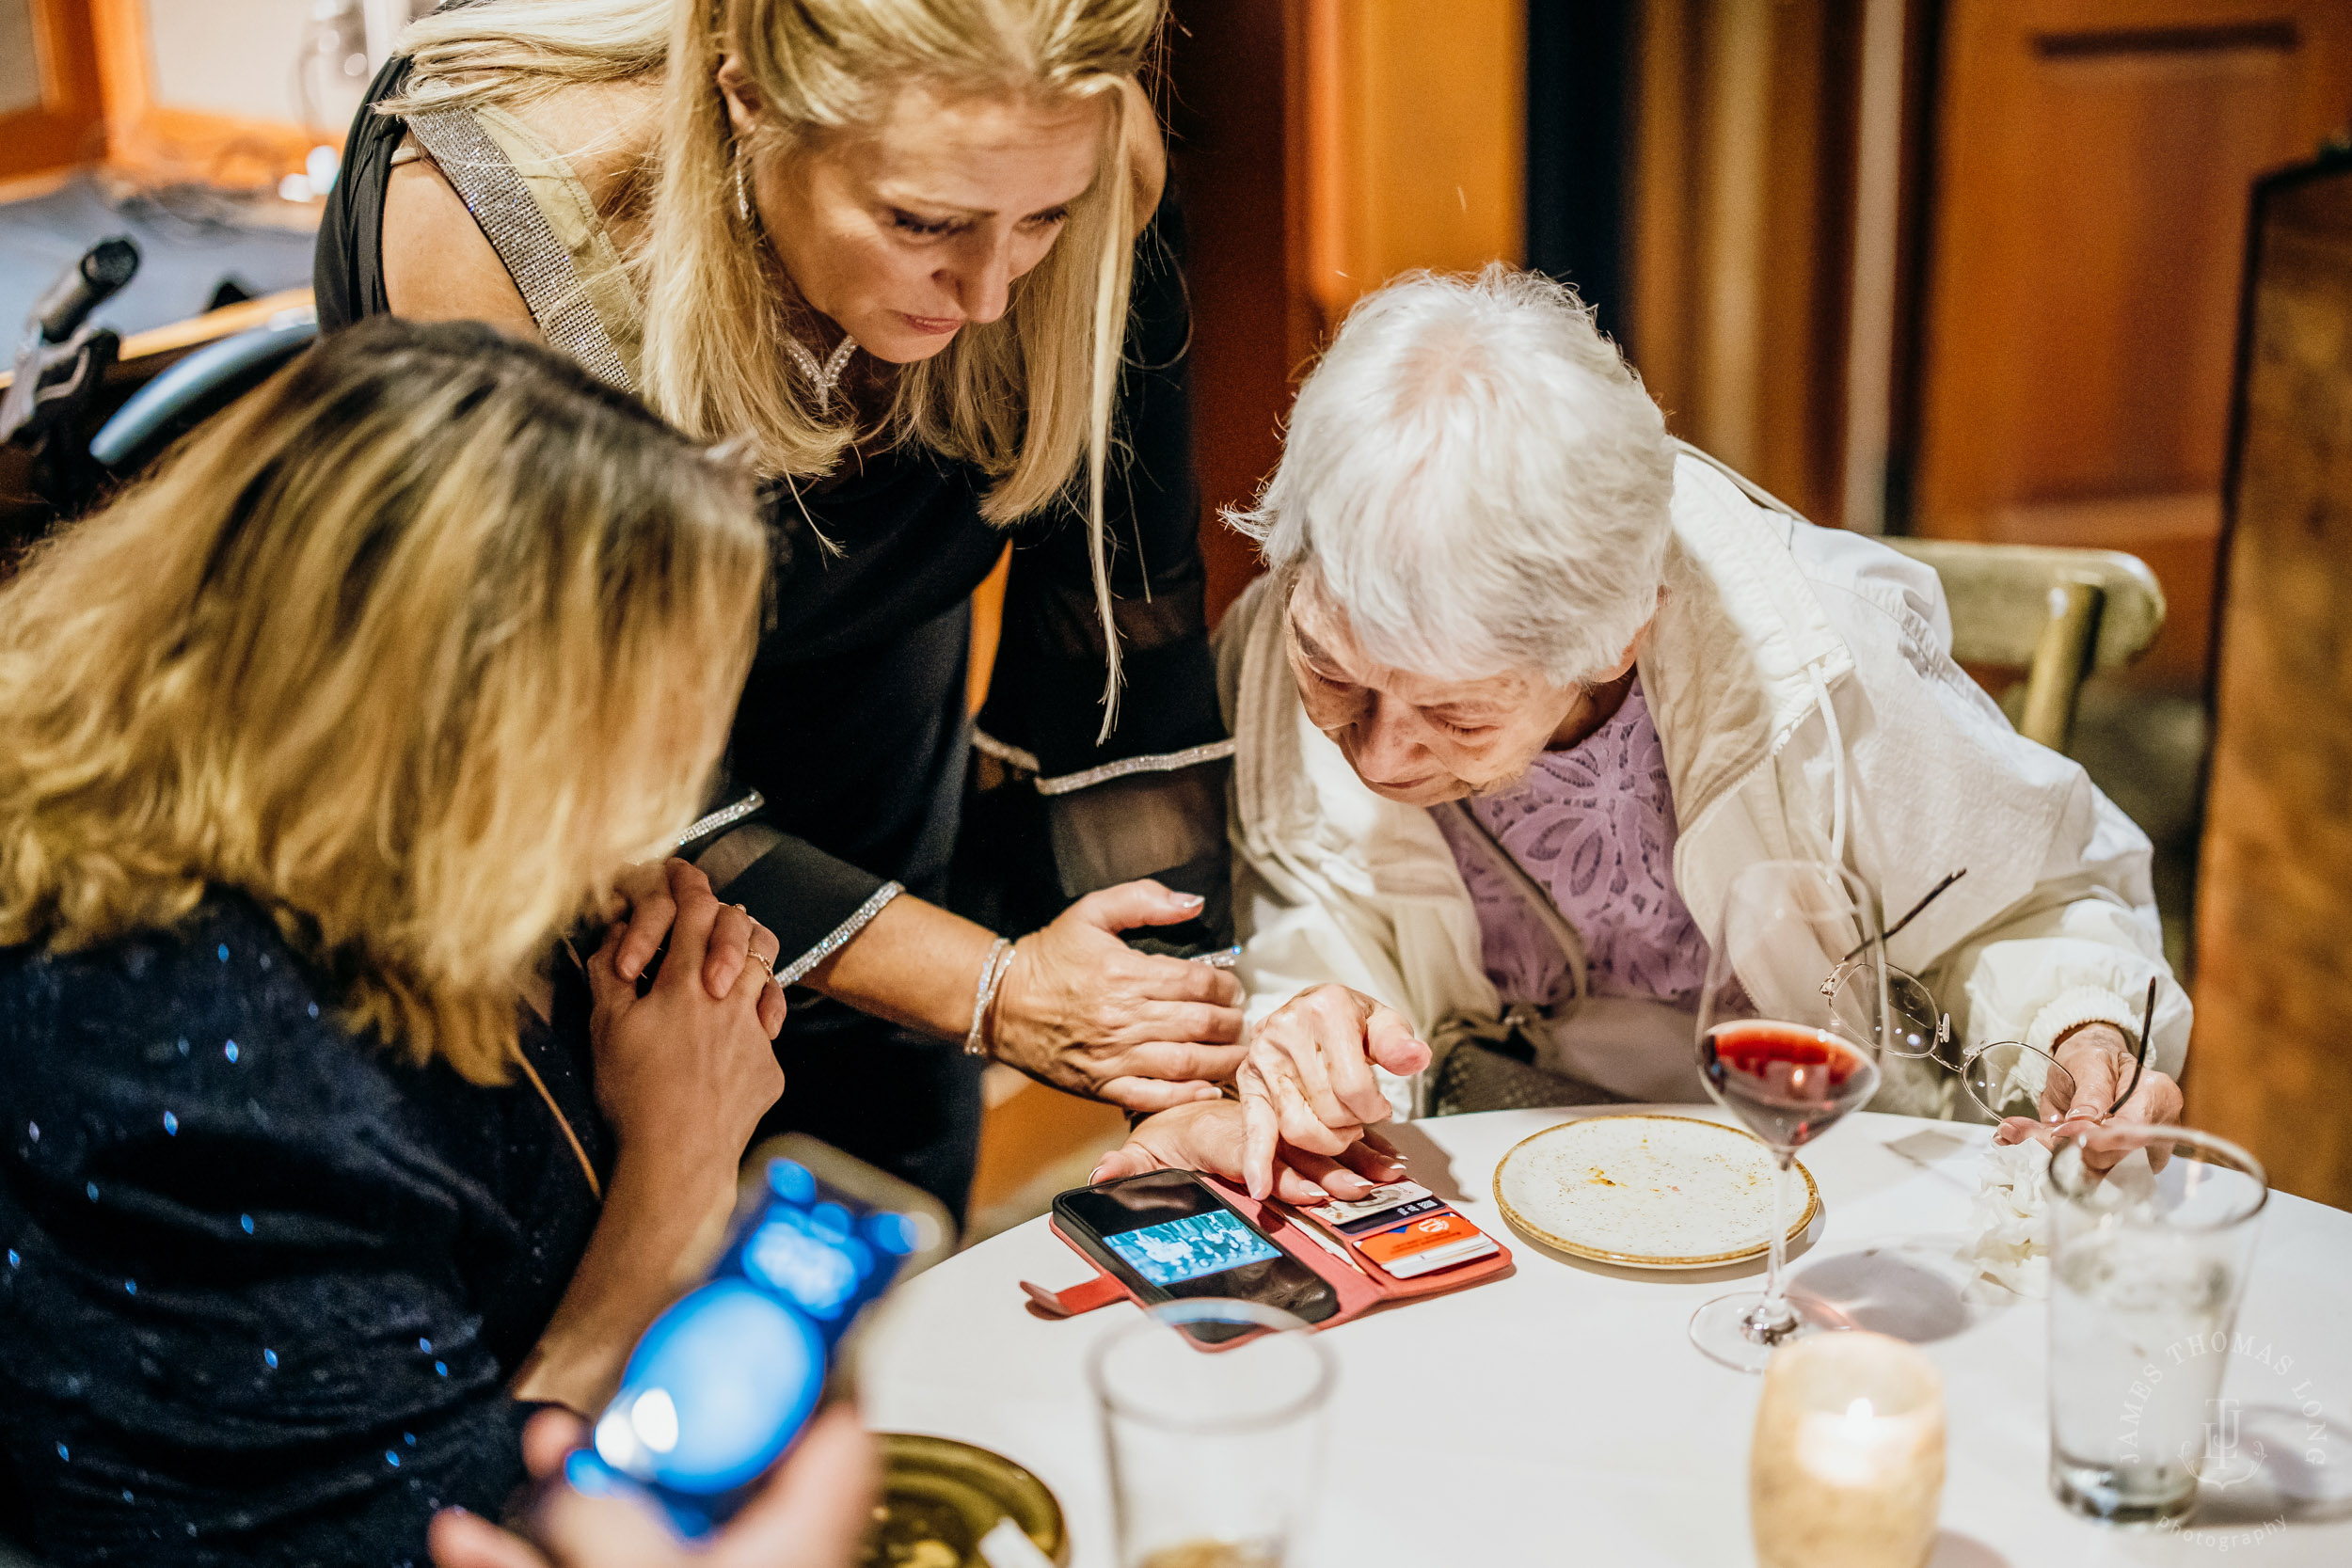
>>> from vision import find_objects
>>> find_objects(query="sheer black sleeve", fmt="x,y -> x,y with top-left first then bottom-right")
975,184 -> 1230,792
669,763 -> 911,984
969,187 -> 1232,945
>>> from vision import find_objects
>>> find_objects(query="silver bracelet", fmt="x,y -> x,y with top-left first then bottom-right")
964,937 -> 1016,1057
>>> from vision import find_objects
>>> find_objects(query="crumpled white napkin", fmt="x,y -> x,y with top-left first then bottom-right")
1962,1136 -> 2052,1297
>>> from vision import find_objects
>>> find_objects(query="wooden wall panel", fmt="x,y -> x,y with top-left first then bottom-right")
1915,0 -> 2352,687
0,0 -> 105,181
1630,0 -> 1702,429
3,1 -> 45,116
1630,0 -> 1864,525
1299,0 -> 1526,327
1165,0 -> 1312,624
2189,158 -> 2352,1208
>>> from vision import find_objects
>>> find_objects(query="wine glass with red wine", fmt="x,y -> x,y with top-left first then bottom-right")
1689,861 -> 1886,1372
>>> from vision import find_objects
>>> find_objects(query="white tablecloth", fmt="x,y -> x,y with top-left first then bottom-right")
859,1107 -> 2352,1566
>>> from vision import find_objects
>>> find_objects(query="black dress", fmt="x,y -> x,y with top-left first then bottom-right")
315,54 -> 1229,1221
0,896 -> 610,1567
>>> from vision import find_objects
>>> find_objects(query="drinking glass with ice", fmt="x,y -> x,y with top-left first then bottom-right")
2045,1123 -> 2268,1526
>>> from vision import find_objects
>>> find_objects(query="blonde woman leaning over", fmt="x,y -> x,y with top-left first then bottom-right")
0,318 -> 1325,1568
0,320 -> 801,1566
317,0 -> 1241,1218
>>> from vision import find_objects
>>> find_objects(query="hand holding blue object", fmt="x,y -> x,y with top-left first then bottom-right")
566,1156 -> 920,1538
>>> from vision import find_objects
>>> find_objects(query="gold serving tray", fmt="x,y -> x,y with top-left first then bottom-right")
861,1433 -> 1067,1567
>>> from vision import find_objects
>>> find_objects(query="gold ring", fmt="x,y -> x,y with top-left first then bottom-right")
747,950 -> 775,979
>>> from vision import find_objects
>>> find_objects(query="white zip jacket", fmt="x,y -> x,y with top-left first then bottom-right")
1215,451 -> 2188,1119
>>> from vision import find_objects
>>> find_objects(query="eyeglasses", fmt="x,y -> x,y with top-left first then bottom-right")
1826,959 -> 2156,1125
1820,868 -> 2154,1124
1818,869 -> 1966,1030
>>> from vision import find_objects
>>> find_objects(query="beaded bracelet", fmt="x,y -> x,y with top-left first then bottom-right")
964,937 -> 1016,1057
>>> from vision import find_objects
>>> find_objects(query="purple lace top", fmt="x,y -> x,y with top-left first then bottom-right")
1432,677 -> 1708,1011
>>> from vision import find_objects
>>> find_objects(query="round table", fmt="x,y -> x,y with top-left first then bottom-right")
859,1107 -> 2352,1566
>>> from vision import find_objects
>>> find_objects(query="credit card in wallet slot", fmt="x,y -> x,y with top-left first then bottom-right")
1375,1234 -> 1500,1278
1299,1180 -> 1443,1237
1356,1210 -> 1499,1279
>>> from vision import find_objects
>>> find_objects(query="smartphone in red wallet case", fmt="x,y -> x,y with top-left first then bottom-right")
1025,1169 -> 1512,1348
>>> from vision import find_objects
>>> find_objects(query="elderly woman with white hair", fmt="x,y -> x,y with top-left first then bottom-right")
1093,265 -> 2185,1201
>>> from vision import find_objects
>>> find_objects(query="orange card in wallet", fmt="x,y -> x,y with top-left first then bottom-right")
1354,1211 -> 1502,1278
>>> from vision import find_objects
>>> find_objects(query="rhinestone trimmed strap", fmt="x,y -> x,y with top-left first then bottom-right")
405,107 -> 636,391
969,731 -> 1237,797
675,791 -> 766,853
773,881 -> 904,988
1033,739 -> 1237,797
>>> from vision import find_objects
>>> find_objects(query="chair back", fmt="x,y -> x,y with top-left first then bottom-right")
1674,440 -> 2166,752
1883,538 -> 2166,752
87,308 -> 317,476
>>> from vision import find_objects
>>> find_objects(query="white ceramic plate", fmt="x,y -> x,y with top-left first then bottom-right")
1491,1114 -> 1820,1269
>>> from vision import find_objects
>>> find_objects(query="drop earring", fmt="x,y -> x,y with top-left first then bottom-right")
733,148 -> 755,227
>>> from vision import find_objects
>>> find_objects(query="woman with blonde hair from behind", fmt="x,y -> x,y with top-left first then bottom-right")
317,0 -> 1248,1218
0,318 -> 811,1565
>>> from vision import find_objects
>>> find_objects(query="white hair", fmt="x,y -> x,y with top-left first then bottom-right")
1230,266 -> 1677,688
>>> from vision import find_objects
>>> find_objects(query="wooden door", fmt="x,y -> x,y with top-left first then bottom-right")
2191,154 -> 2352,1208
0,0 -> 104,184
1914,0 -> 2352,688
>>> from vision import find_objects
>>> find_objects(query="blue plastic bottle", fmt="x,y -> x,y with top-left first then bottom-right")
566,1157 -> 917,1537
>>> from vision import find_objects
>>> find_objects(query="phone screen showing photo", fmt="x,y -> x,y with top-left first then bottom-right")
1102,1211 -> 1281,1287
1055,1169 -> 1341,1337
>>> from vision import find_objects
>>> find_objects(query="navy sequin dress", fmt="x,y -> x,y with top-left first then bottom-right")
0,895 -> 610,1567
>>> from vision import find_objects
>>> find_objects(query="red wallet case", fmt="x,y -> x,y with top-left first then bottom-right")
1019,1172 -> 1513,1332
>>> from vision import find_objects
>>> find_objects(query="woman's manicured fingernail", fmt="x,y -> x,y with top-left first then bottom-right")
1298,1184 -> 1327,1201
1088,1164 -> 1110,1185
1172,893 -> 1204,909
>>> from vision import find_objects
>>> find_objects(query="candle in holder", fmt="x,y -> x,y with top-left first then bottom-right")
1751,1331 -> 1945,1568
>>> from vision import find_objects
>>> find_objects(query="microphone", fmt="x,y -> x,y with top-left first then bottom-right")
34,237 -> 140,345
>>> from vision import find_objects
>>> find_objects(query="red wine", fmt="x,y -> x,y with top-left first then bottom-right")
1701,1021 -> 1881,1151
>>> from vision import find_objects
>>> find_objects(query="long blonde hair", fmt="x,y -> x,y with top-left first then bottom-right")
0,319 -> 768,1084
391,0 -> 1165,723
